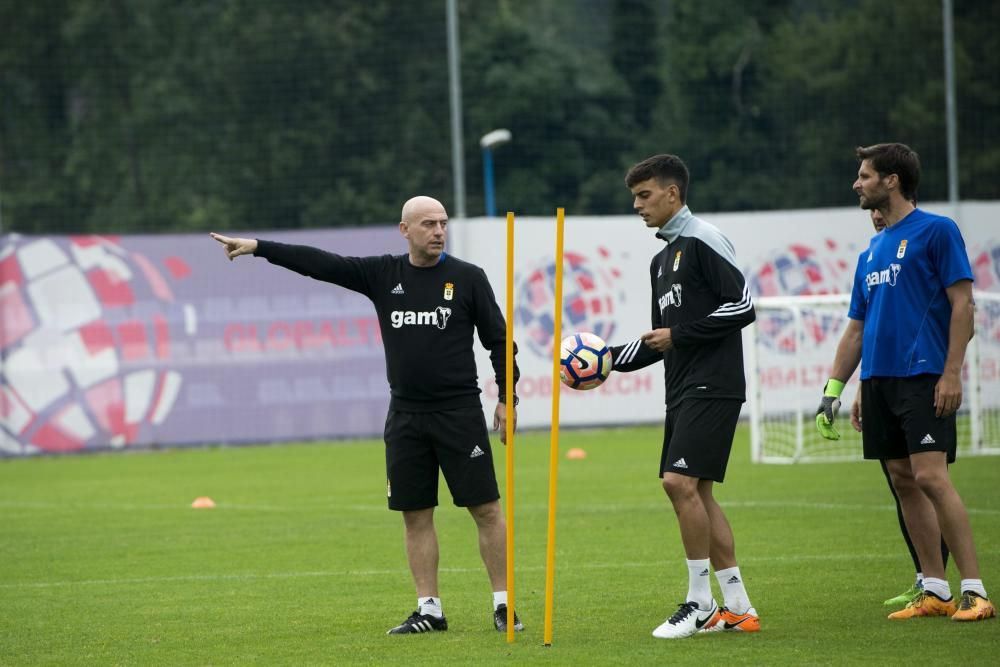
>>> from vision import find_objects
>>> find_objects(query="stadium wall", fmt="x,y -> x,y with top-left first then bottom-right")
2,204 -> 998,455
452,202 -> 1000,430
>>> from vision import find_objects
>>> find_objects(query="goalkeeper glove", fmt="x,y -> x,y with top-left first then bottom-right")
815,378 -> 845,440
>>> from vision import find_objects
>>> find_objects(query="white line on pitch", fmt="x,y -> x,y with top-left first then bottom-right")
5,551 -> 997,590
0,500 -> 383,512
0,498 -> 997,515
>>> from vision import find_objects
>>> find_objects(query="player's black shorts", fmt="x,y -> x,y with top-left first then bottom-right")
861,375 -> 957,463
660,398 -> 742,483
384,406 -> 500,511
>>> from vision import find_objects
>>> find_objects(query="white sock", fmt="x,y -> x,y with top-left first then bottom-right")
715,566 -> 752,614
915,572 -> 924,588
960,578 -> 988,598
418,596 -> 443,618
686,559 -> 713,609
492,591 -> 508,611
922,577 -> 951,601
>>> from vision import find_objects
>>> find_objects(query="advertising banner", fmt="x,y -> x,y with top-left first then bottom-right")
450,203 -> 1000,430
0,229 -> 403,455
3,203 -> 997,454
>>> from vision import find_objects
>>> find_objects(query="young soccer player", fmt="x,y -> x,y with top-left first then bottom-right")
608,154 -> 760,638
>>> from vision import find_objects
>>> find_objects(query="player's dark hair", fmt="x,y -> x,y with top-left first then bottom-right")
855,143 -> 921,201
625,154 -> 690,202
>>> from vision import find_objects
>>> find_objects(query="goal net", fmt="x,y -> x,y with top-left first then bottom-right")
747,290 -> 1000,463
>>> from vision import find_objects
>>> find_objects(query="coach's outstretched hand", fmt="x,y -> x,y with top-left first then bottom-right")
210,232 -> 257,261
815,378 -> 845,440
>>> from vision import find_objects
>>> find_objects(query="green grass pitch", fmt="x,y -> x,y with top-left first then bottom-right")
2,424 -> 997,665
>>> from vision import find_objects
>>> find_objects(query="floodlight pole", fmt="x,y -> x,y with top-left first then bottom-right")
446,0 -> 466,219
942,0 -> 959,205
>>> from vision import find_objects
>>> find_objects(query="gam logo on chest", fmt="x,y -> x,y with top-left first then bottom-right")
390,307 -> 452,330
658,283 -> 683,311
865,263 -> 902,288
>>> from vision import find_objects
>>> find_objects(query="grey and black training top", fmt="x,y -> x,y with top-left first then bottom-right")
255,240 -> 518,412
609,206 -> 756,408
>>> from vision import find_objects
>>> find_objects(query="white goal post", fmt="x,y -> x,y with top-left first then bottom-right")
748,290 -> 1000,463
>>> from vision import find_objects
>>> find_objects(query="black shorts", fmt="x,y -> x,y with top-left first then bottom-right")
384,406 -> 500,511
660,399 -> 742,483
861,375 -> 957,463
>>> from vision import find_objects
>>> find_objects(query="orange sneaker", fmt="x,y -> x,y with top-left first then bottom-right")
887,592 -> 957,619
951,592 -> 996,622
716,607 -> 760,632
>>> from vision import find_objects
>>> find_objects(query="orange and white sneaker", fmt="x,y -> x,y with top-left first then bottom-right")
952,592 -> 996,622
715,607 -> 760,632
887,591 -> 958,619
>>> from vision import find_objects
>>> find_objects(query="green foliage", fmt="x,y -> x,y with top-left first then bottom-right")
0,0 -> 998,232
1,425 -> 998,664
461,2 -> 638,216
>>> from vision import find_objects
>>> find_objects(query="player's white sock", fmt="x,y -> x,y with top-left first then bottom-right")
960,579 -> 988,598
492,591 -> 508,611
915,572 -> 924,588
418,596 -> 443,618
922,577 -> 951,601
715,566 -> 752,614
686,559 -> 713,609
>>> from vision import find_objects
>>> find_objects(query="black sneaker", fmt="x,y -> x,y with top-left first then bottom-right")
387,610 -> 448,634
493,604 -> 524,632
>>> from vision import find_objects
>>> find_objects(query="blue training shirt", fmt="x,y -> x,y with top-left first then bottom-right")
848,208 -> 973,379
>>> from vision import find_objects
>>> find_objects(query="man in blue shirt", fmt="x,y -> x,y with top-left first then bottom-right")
847,208 -> 950,610
816,143 -> 993,622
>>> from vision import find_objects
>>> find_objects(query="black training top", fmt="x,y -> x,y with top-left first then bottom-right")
255,240 -> 518,412
609,207 -> 756,408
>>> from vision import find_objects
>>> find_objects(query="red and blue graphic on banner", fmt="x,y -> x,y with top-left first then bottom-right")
1,228 -> 401,456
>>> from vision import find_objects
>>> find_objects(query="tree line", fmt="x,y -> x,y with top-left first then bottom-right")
1,0 -> 997,234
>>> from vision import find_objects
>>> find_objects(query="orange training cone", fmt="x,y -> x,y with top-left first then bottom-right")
191,497 -> 216,509
566,448 -> 587,460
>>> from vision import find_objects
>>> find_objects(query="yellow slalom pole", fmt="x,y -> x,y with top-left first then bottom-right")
543,207 -> 565,646
504,211 -> 516,644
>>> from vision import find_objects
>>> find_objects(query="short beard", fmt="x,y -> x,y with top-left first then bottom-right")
859,192 -> 888,211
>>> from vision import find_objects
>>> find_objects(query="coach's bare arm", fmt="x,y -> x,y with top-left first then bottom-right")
210,232 -> 258,261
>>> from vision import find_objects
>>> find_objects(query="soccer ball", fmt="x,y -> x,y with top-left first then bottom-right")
559,332 -> 612,390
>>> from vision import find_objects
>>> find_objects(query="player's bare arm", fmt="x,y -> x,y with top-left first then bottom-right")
641,328 -> 673,352
210,232 -> 258,261
828,318 -> 864,382
935,280 -> 974,417
816,318 -> 864,440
